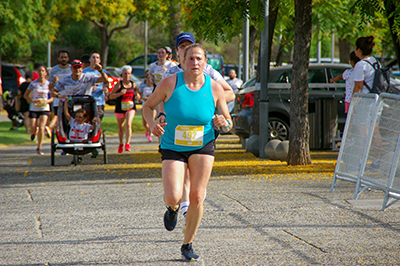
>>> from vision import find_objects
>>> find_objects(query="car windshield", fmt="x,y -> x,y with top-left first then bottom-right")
207,58 -> 221,71
241,75 -> 256,89
106,69 -> 120,77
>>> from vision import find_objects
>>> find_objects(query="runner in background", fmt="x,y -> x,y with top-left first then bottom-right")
139,73 -> 156,142
109,65 -> 140,153
83,51 -> 109,121
48,50 -> 72,136
148,47 -> 177,89
24,64 -> 53,156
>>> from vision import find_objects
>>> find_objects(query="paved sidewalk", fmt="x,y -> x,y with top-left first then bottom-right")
0,133 -> 399,265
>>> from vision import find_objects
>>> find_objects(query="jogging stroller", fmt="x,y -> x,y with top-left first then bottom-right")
2,91 -> 24,130
51,95 -> 107,166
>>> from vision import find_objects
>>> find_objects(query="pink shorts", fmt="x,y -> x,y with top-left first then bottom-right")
345,102 -> 350,113
115,109 -> 135,119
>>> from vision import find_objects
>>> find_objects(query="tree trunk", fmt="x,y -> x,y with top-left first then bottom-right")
168,0 -> 181,56
249,25 -> 258,78
100,24 -> 109,67
338,38 -> 351,64
384,0 -> 400,64
287,0 -> 312,165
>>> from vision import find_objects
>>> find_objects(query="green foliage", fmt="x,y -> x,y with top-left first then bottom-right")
352,0 -> 400,38
99,114 -> 144,135
0,120 -> 34,146
182,0 -> 264,44
0,0 -> 58,61
55,20 -> 101,52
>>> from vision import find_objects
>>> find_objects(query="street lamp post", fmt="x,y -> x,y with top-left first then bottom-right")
259,0 -> 269,159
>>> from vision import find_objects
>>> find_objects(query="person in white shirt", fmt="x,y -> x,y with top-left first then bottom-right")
48,50 -> 72,133
353,35 -> 382,170
148,47 -> 177,87
329,51 -> 360,113
353,36 -> 378,94
226,69 -> 243,94
51,59 -> 108,99
64,97 -> 98,164
24,64 -> 53,155
139,73 -> 156,142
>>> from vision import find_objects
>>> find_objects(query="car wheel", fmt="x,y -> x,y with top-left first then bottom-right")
268,117 -> 289,141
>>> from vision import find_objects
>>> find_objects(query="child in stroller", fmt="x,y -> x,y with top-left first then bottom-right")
51,95 -> 107,166
2,91 -> 24,130
64,97 -> 98,163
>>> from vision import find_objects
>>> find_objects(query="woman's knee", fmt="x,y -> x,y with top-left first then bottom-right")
189,191 -> 204,207
164,193 -> 181,207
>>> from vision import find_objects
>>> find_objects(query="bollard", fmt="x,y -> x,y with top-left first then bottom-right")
264,139 -> 281,160
247,135 -> 260,157
276,140 -> 289,162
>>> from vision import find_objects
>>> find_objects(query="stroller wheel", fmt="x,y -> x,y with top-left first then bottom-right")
71,156 -> 82,165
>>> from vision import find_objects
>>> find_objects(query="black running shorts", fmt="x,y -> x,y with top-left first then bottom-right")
160,140 -> 215,164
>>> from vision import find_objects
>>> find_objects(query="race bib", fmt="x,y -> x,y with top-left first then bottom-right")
35,99 -> 47,108
121,101 -> 134,111
175,125 -> 204,146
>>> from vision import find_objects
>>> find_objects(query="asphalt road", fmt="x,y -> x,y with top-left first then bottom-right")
0,119 -> 400,265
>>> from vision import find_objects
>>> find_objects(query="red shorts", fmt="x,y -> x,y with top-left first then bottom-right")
115,109 -> 136,119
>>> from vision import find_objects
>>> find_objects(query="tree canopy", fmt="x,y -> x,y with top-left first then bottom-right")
0,0 -> 58,61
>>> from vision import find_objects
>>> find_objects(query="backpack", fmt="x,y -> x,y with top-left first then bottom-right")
363,58 -> 391,94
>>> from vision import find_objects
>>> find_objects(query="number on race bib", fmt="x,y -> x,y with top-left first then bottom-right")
175,125 -> 204,146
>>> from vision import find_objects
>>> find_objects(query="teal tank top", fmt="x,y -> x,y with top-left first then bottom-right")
161,72 -> 215,152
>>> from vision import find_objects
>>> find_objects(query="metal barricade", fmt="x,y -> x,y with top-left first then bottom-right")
373,93 -> 400,210
331,93 -> 400,210
331,93 -> 380,191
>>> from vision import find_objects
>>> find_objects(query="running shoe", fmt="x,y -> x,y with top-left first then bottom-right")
163,206 -> 179,231
91,149 -> 99,158
30,134 -> 36,141
36,148 -> 44,156
118,144 -> 124,153
125,143 -> 131,151
181,243 -> 199,262
61,151 -> 67,155
148,136 -> 153,142
45,126 -> 52,138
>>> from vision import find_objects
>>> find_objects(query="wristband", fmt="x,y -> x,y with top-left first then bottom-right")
157,112 -> 166,119
222,119 -> 231,130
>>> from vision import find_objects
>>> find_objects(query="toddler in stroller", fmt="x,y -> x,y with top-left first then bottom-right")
51,95 -> 107,166
2,91 -> 24,130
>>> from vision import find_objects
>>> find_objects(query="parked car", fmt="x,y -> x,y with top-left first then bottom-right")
127,54 -> 158,77
206,54 -> 224,76
2,63 -> 29,95
232,63 -> 352,147
105,66 -> 143,105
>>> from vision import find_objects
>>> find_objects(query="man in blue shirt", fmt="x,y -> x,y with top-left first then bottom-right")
83,51 -> 109,121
